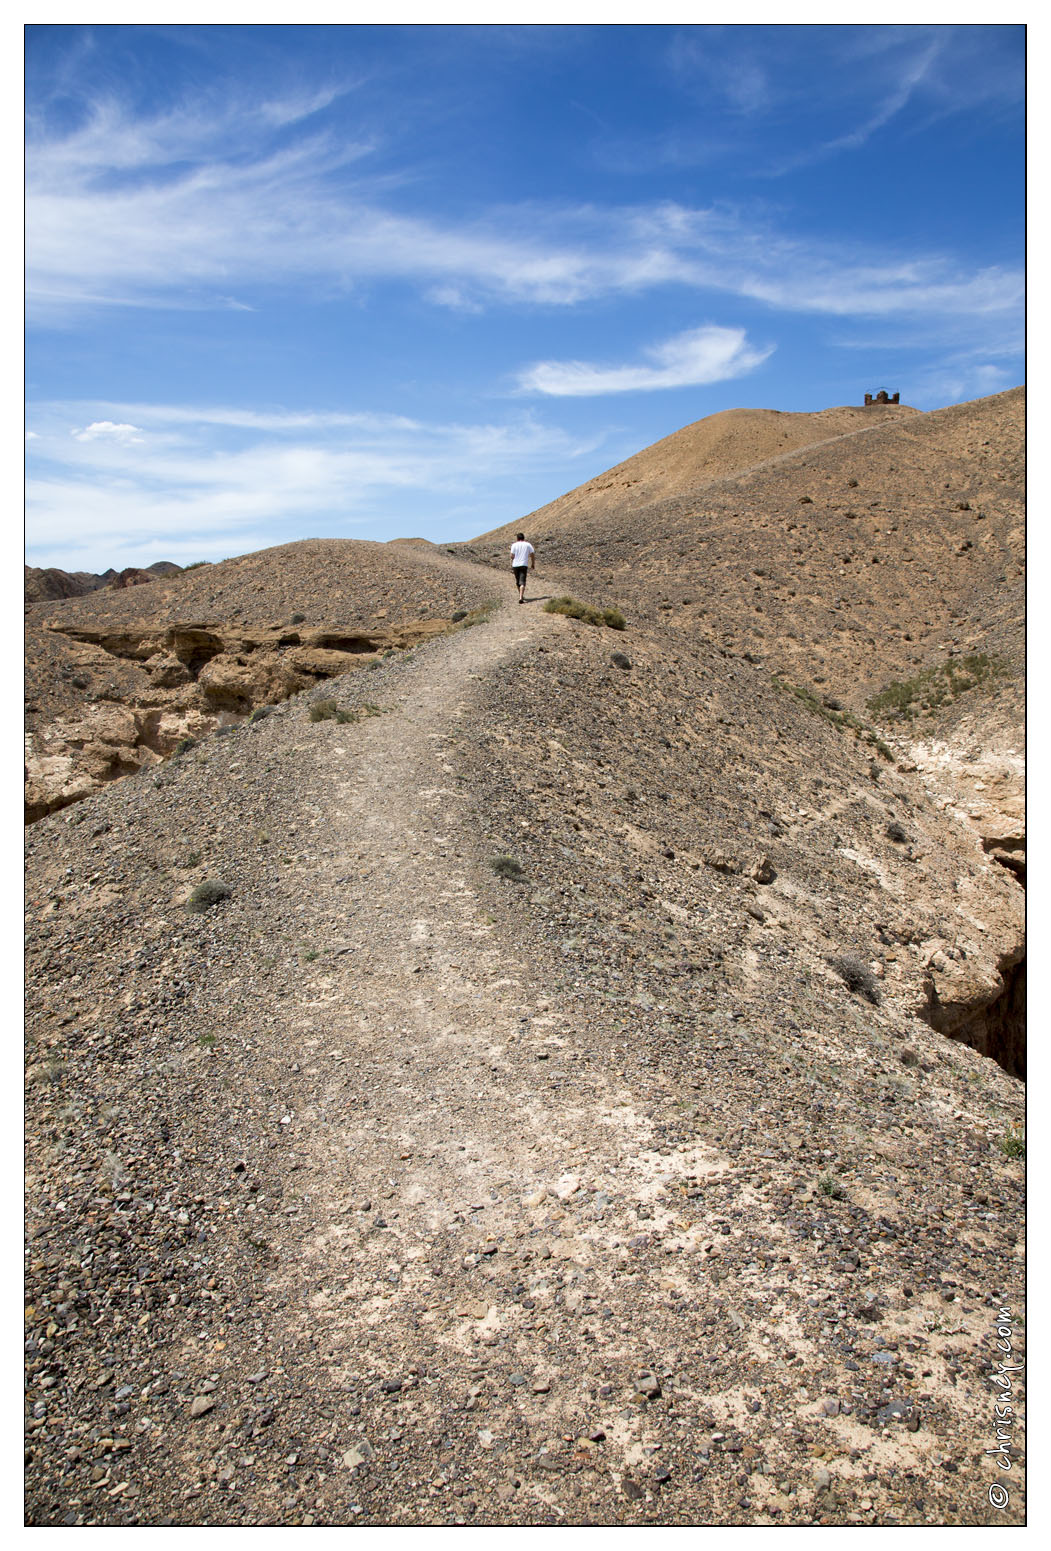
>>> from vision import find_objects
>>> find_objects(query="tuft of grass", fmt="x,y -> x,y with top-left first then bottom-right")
182,560 -> 211,571
544,595 -> 625,629
187,879 -> 232,913
459,601 -> 498,629
248,706 -> 272,724
867,654 -> 1007,724
998,1123 -> 1025,1159
197,1033 -> 217,1048
309,700 -> 383,724
829,952 -> 881,1005
818,1173 -> 845,1199
173,737 -> 196,757
490,854 -> 525,881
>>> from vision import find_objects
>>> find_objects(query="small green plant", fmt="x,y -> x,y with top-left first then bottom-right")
187,879 -> 232,912
829,952 -> 881,1005
185,851 -> 203,868
818,1173 -> 845,1199
248,706 -> 272,724
998,1123 -> 1025,1159
173,737 -> 196,757
771,678 -> 894,760
602,607 -> 627,630
182,560 -> 211,571
197,1033 -> 217,1048
490,854 -> 525,880
290,612 -> 306,624
302,948 -> 319,963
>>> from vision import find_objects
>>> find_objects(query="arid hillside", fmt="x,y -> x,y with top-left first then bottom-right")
25,539 -> 494,822
25,392 -> 1025,1528
462,388 -> 1023,709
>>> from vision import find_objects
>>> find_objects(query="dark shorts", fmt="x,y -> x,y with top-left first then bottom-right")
512,566 -> 528,585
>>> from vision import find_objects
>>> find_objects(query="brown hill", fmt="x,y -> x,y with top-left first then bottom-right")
25,392 -> 1024,1528
484,402 -> 919,542
25,566 -> 94,602
25,539 -> 497,822
25,560 -> 184,602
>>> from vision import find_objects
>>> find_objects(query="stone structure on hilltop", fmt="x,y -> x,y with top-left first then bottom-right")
864,389 -> 900,406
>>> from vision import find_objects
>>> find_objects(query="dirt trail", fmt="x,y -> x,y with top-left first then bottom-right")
209,592 -> 715,1523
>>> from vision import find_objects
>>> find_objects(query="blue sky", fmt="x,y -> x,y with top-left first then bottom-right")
25,19 -> 1025,572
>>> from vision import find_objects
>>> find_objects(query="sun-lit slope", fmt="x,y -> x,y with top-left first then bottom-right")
466,388 -> 1024,717
470,403 -> 918,548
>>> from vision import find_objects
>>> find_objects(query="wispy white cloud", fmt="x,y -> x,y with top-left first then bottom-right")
517,324 -> 772,397
762,35 -> 943,175
25,399 -> 603,570
26,94 -> 1022,332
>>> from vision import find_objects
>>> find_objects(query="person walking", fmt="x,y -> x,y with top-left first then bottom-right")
510,532 -> 535,603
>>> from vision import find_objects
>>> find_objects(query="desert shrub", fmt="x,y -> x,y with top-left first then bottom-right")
290,612 -> 306,624
187,880 -> 232,913
173,737 -> 196,757
451,610 -> 468,622
459,601 -> 498,629
310,701 -> 382,725
544,596 -> 624,629
886,821 -> 910,844
490,854 -> 525,880
998,1124 -> 1025,1159
611,652 -> 631,670
818,1173 -> 845,1199
248,706 -> 272,724
829,952 -> 881,1005
182,561 -> 211,571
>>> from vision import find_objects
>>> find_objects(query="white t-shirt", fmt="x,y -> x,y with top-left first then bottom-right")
510,541 -> 534,567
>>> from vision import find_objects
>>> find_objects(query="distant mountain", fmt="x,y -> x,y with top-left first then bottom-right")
25,560 -> 183,602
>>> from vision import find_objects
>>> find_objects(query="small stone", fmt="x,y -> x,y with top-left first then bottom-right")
343,1442 -> 374,1470
190,1396 -> 215,1418
531,1379 -> 551,1394
633,1375 -> 662,1401
454,1301 -> 490,1320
